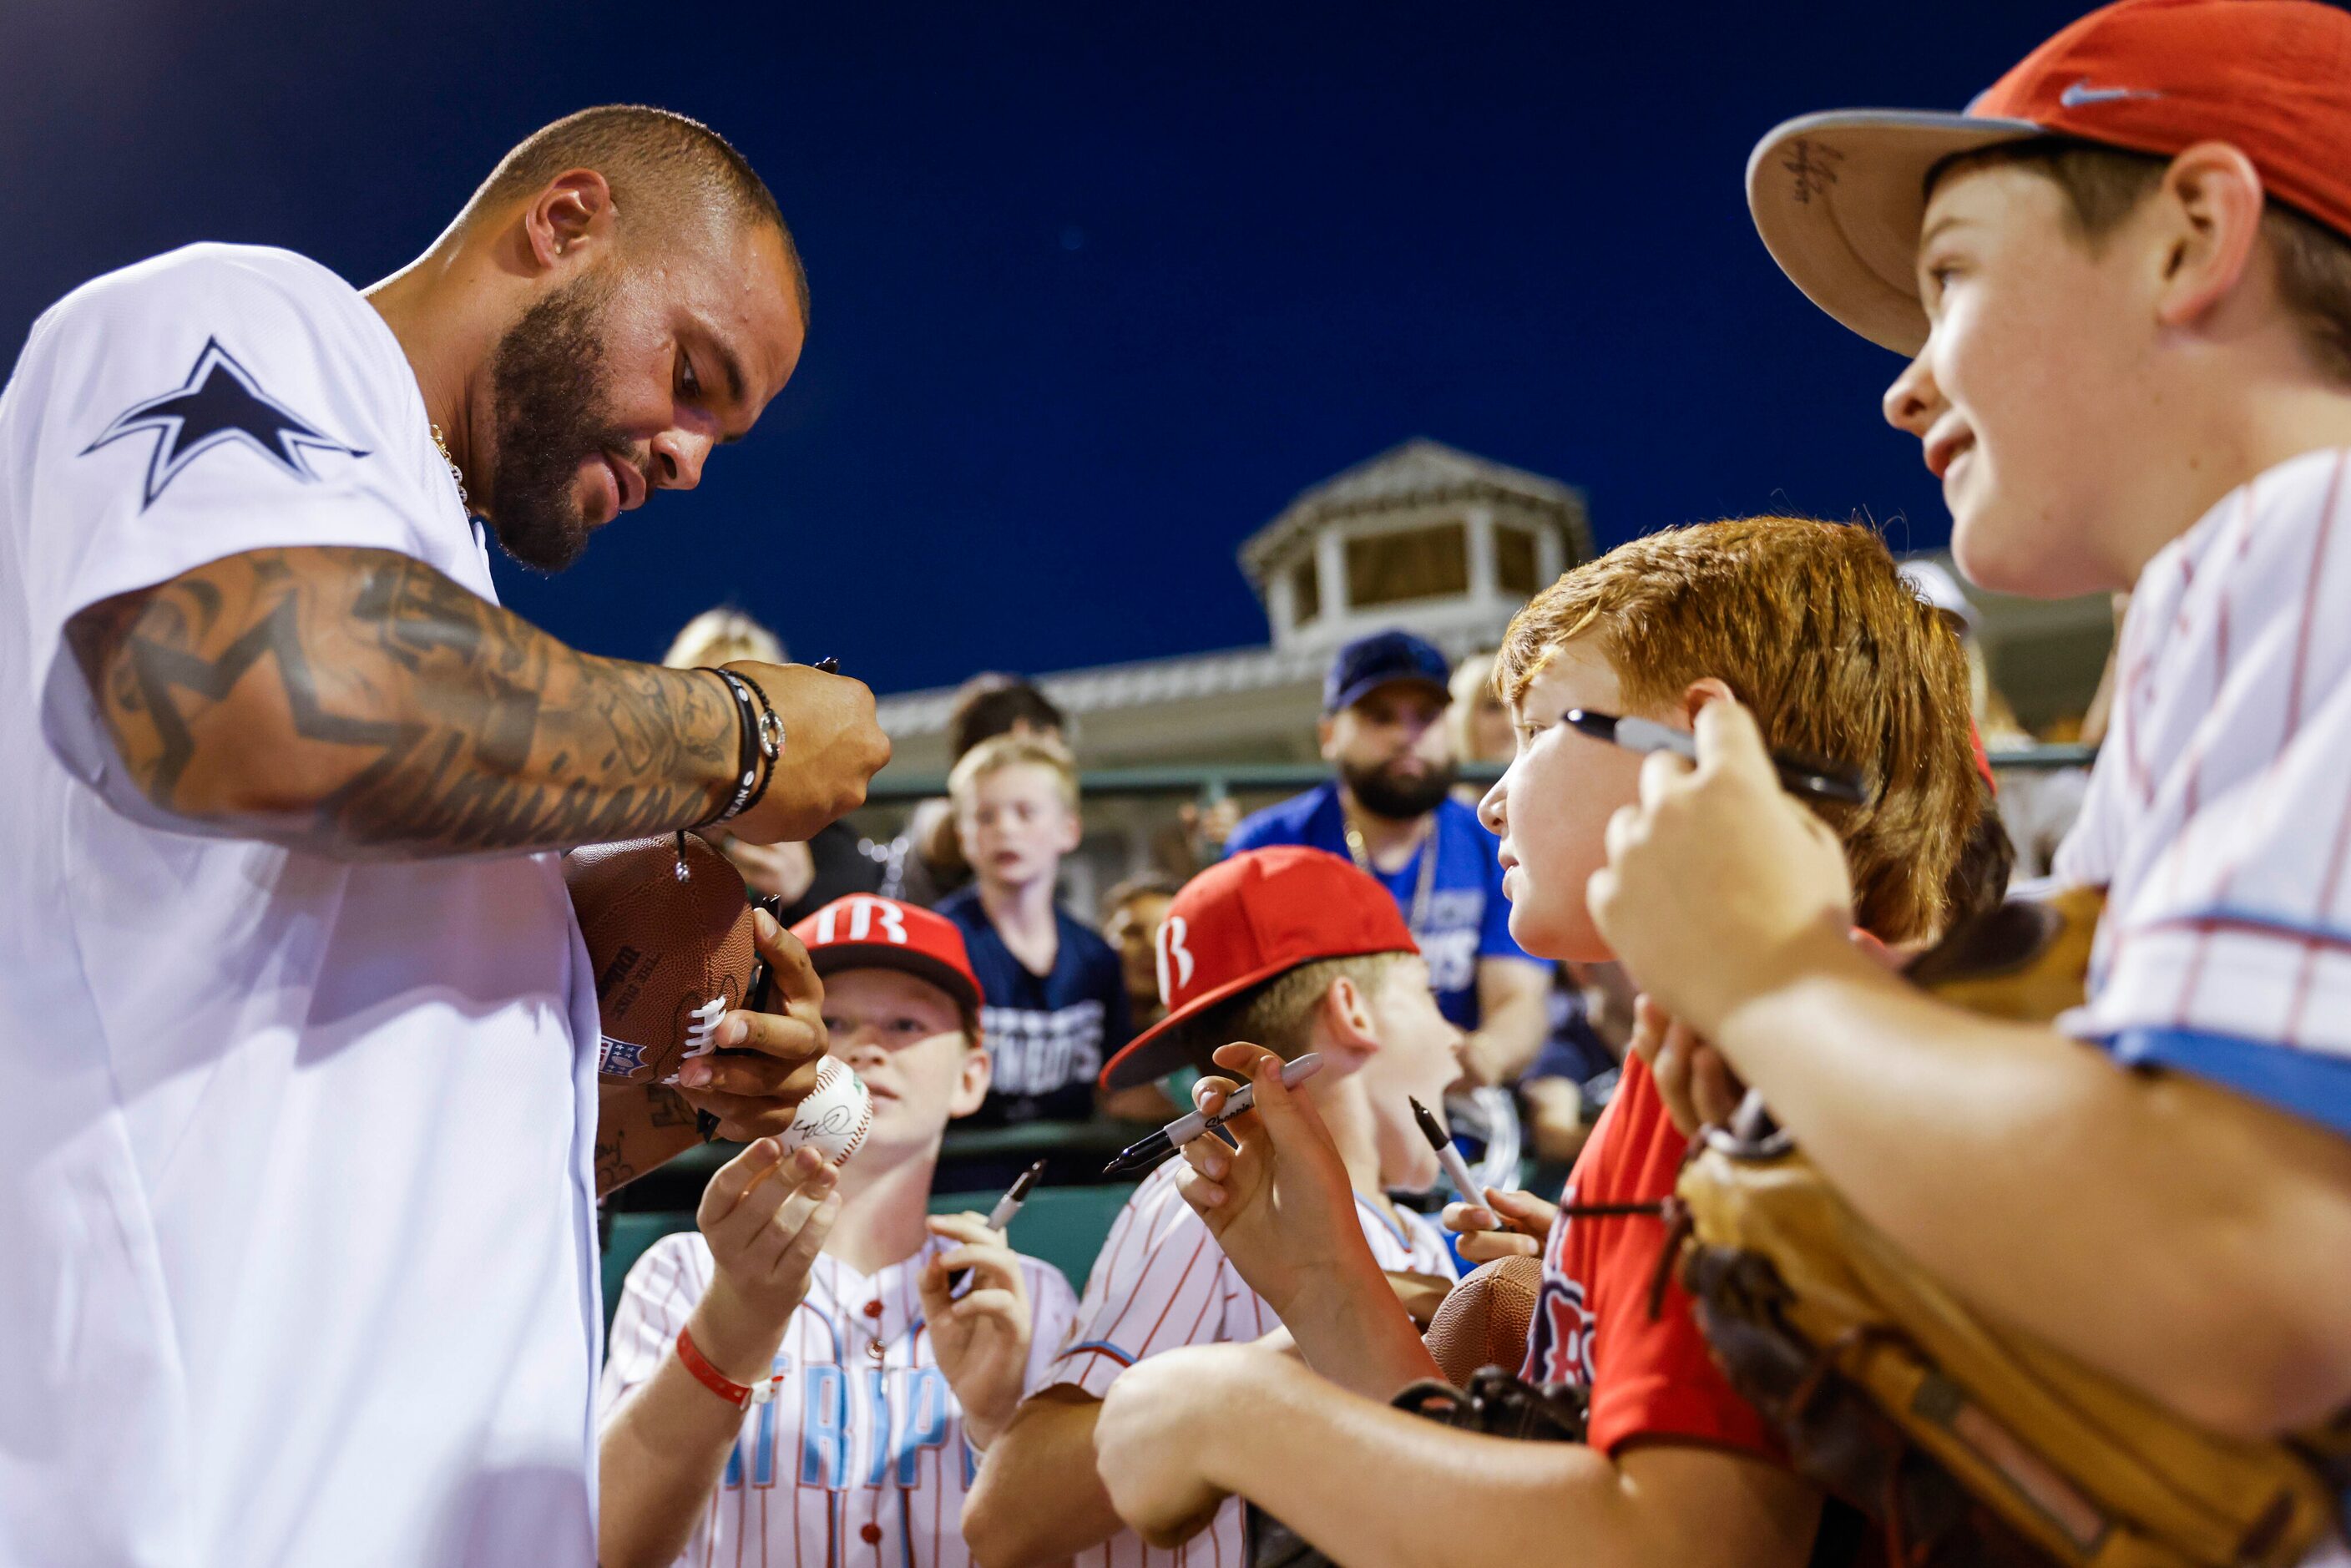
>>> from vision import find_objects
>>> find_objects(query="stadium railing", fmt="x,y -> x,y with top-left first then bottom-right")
855,745 -> 2098,804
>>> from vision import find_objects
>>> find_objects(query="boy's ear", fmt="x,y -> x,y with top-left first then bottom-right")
1676,677 -> 1739,728
2151,142 -> 2266,332
947,1033 -> 992,1120
1315,974 -> 1382,1061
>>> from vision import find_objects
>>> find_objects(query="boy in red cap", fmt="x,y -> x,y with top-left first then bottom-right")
598,895 -> 1079,1568
961,846 -> 1466,1568
1084,517 -> 1984,1568
1586,0 -> 2351,1453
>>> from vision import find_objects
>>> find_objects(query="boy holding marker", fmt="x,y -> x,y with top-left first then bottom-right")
961,845 -> 1465,1568
1084,516 -> 1986,1567
598,894 -> 1078,1568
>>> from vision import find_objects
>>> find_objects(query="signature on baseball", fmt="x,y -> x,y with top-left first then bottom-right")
792,1101 -> 857,1139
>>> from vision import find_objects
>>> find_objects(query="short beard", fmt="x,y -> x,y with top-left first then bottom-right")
481,273 -> 629,573
1342,756 -> 1458,821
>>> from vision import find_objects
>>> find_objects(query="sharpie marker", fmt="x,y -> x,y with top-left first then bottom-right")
1563,710 -> 1869,806
1101,1054 -> 1326,1176
948,1158 -> 1047,1293
1409,1096 -> 1504,1230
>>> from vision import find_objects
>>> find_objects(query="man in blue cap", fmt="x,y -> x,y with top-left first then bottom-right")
1226,630 -> 1548,1085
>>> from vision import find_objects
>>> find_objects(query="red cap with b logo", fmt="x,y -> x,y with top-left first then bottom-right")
1098,846 -> 1418,1091
791,894 -> 986,1016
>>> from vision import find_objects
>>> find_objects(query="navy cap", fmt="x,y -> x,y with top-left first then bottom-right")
1324,630 -> 1452,715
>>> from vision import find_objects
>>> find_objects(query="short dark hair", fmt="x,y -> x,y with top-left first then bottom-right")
948,674 -> 1066,761
470,104 -> 808,323
1931,137 -> 2351,385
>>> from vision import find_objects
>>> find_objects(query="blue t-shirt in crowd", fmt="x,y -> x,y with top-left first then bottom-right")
1225,781 -> 1529,1029
935,886 -> 1133,1125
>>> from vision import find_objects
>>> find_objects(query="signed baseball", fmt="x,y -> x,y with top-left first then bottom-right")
778,1058 -> 874,1166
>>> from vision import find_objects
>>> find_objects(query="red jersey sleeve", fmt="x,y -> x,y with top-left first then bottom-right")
1523,1055 -> 1784,1460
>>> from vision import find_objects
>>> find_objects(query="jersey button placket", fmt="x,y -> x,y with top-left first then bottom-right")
860,1523 -> 883,1545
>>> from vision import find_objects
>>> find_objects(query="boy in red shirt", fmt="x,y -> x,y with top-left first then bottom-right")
1082,516 -> 1985,1568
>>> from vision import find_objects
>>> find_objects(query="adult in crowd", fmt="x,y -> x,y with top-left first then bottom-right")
0,106 -> 889,1566
1226,630 -> 1548,1086
665,607 -> 883,923
879,672 -> 1065,907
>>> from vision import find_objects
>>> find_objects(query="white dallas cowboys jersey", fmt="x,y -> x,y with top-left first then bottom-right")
602,1231 -> 1080,1568
1049,1160 -> 1458,1568
2055,447 -> 2351,1140
0,244 -> 602,1565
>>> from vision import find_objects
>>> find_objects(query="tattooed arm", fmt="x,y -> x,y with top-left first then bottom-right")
61,545 -> 887,858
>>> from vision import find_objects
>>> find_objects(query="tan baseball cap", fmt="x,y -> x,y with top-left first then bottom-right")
1747,0 -> 2351,356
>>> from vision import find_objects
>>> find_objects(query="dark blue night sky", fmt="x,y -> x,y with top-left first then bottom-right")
3,1 -> 2083,695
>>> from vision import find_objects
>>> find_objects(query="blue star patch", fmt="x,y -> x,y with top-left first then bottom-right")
81,338 -> 367,508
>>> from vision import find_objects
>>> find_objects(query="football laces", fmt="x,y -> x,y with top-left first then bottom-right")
681,995 -> 728,1058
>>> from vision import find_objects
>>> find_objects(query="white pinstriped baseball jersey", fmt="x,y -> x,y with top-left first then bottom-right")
1049,1159 -> 1459,1568
2054,447 -> 2351,1139
601,1230 -> 1079,1568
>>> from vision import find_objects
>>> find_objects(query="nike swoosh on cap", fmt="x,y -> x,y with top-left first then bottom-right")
2059,80 -> 2163,109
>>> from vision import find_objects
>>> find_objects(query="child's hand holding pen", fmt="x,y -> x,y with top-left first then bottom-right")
1166,1044 -> 1374,1325
1441,1189 -> 1555,1266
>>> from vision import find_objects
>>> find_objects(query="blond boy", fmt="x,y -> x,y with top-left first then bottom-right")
937,734 -> 1130,1124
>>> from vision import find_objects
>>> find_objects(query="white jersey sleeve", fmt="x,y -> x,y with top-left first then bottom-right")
598,1232 -> 715,1421
1021,1257 -> 1083,1395
1048,1164 -> 1252,1399
3,243 -> 461,816
2054,446 -> 2351,1137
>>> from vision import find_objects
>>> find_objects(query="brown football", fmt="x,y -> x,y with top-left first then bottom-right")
564,832 -> 758,1085
1422,1254 -> 1544,1387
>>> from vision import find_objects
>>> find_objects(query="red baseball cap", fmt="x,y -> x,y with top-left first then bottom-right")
1747,0 -> 2351,355
1098,846 -> 1418,1091
791,894 -> 986,1018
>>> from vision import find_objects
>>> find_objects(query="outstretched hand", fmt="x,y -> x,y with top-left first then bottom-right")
688,1139 -> 841,1382
1175,1044 -> 1380,1323
917,1213 -> 1034,1449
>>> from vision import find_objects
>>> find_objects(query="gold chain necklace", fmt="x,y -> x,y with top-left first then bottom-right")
429,423 -> 468,508
1340,802 -> 1440,936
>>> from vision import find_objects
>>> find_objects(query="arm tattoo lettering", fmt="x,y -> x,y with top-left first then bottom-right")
64,546 -> 735,858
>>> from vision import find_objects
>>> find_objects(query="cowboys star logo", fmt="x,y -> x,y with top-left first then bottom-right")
81,338 -> 367,508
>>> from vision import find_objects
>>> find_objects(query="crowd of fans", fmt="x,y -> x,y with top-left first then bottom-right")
653,591 -> 2091,1208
